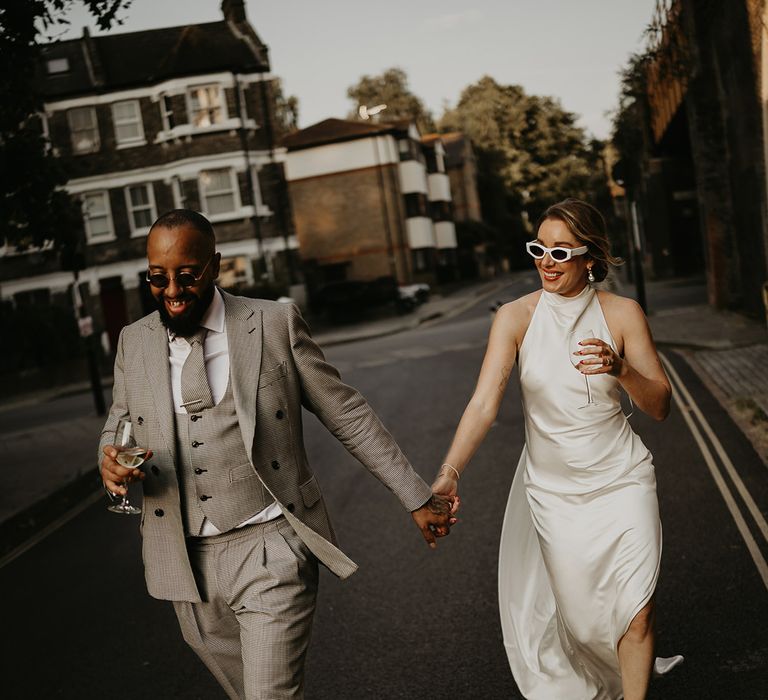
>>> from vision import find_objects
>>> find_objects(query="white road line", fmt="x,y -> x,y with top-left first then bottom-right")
661,353 -> 768,591
0,489 -> 104,570
663,355 -> 768,544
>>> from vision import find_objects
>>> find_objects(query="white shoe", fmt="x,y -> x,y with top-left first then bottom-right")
653,655 -> 684,677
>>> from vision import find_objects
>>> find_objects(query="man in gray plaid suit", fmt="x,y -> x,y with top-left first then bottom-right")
99,209 -> 455,699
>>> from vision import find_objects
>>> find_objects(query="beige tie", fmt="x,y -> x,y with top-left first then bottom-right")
180,328 -> 214,412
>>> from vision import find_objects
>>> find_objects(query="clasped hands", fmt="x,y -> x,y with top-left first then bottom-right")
411,467 -> 462,549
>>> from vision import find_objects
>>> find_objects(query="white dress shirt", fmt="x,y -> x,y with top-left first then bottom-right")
168,288 -> 281,535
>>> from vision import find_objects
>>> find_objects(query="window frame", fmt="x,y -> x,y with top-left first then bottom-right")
111,99 -> 146,148
67,106 -> 100,154
82,190 -> 115,243
198,168 -> 241,220
46,58 -> 70,75
123,183 -> 157,237
160,94 -> 176,131
186,84 -> 227,129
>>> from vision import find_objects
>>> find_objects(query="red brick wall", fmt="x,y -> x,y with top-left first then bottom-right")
288,164 -> 410,283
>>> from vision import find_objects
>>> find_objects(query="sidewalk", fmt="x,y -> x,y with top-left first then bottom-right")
612,274 -> 768,463
0,277 -> 508,559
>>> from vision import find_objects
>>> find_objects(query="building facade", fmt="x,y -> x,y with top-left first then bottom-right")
0,0 -> 295,354
636,0 -> 768,314
283,118 -> 459,295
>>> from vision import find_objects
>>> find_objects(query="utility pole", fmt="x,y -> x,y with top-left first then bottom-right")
72,275 -> 105,416
630,200 -> 648,313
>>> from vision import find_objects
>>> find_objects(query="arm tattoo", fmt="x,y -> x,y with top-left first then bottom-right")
498,363 -> 513,393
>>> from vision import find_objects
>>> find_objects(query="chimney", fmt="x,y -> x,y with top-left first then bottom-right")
81,26 -> 105,87
221,0 -> 247,23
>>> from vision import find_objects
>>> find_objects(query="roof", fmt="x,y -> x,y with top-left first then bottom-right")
38,21 -> 269,99
435,132 -> 471,168
281,118 -> 412,151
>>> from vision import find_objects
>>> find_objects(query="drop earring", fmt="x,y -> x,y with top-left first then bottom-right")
587,267 -> 595,283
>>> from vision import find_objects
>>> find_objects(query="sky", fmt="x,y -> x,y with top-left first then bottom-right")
54,0 -> 658,140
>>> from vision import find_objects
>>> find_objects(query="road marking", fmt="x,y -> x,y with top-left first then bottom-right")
661,353 -> 768,591
0,489 -> 103,570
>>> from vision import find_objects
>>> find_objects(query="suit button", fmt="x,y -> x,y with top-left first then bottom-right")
190,415 -> 201,422
194,468 -> 205,475
276,410 -> 284,419
191,441 -> 203,448
271,460 -> 280,469
154,508 -> 164,517
151,465 -> 159,475
286,503 -> 295,513
200,495 -> 211,501
137,416 -> 144,425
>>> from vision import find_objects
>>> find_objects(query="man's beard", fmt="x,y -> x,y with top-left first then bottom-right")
156,284 -> 215,337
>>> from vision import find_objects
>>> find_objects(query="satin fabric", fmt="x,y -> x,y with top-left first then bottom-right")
498,286 -> 661,699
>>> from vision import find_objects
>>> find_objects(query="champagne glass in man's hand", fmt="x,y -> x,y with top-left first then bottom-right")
105,419 -> 148,515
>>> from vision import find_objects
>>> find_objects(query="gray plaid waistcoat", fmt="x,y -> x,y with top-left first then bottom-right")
175,377 -> 269,537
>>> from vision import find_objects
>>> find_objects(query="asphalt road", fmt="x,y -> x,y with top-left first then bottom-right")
2,274 -> 767,699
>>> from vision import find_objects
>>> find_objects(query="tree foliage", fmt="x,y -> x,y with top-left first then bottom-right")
272,78 -> 300,137
347,67 -> 436,133
0,0 -> 131,257
441,76 -> 609,228
610,53 -> 652,194
439,76 -> 611,262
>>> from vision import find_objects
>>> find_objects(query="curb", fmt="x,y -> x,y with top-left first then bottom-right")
0,467 -> 103,566
315,278 -> 507,347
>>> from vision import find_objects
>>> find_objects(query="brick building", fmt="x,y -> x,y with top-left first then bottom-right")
0,0 -> 295,353
635,0 -> 768,314
283,118 -> 459,294
426,132 -> 482,223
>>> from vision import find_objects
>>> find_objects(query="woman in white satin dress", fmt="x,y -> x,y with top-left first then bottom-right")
433,199 -> 681,699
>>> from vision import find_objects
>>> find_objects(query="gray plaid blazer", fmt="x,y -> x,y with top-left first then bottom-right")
99,291 -> 432,602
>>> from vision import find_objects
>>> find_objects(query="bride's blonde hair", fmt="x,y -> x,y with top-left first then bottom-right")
536,199 -> 623,282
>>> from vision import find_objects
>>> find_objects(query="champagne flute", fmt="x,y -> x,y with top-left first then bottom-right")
568,329 -> 599,408
108,419 -> 146,515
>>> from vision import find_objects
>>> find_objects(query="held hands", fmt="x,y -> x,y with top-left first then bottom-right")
573,338 -> 624,377
100,445 -> 151,497
411,493 -> 459,549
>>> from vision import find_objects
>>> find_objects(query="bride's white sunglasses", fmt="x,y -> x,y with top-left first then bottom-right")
526,241 -> 588,262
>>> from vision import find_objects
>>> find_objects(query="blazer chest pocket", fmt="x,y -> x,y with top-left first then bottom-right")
258,361 -> 287,389
300,475 -> 322,509
230,462 -> 257,483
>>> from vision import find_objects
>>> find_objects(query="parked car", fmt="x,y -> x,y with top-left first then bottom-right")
396,283 -> 430,313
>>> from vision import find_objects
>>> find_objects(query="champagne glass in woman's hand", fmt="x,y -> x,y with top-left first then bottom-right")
568,329 -> 599,408
107,419 -> 146,515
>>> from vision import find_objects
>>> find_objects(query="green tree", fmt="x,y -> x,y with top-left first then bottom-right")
440,76 -> 611,264
272,78 -> 299,137
0,0 -> 131,259
347,67 -> 436,133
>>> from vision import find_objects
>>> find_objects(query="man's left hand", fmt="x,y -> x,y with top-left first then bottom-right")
411,493 -> 458,549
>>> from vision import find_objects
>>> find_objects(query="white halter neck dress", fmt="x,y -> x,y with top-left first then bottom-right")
498,286 -> 662,699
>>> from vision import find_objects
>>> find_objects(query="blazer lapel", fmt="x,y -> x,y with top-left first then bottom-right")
141,314 -> 177,464
223,292 -> 262,460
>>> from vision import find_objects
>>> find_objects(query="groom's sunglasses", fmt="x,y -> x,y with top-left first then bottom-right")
146,257 -> 214,289
526,241 -> 588,262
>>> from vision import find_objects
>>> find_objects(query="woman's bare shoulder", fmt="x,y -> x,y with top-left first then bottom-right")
494,290 -> 542,340
596,289 -> 645,320
498,290 -> 541,319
